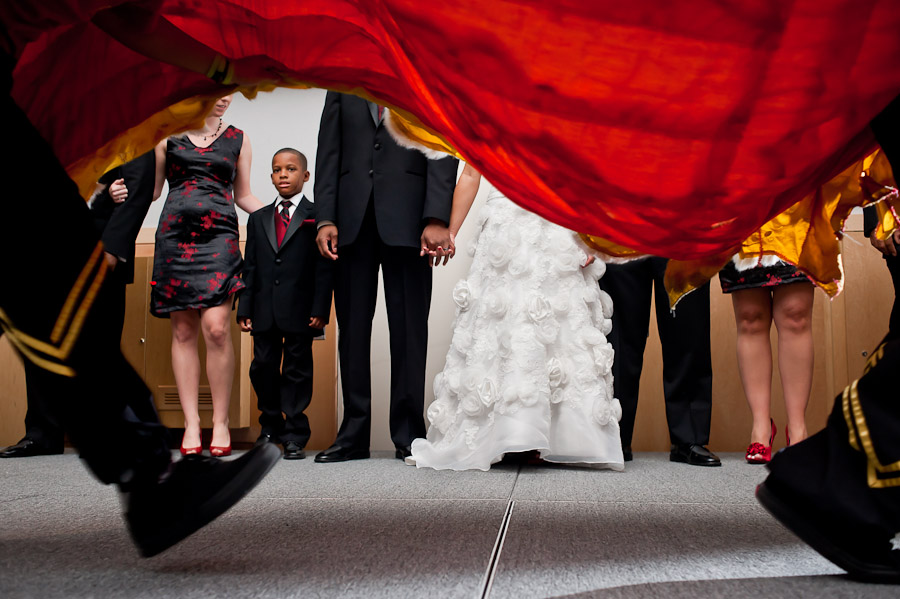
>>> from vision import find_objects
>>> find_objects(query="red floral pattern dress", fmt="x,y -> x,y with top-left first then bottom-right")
150,126 -> 245,316
718,259 -> 812,294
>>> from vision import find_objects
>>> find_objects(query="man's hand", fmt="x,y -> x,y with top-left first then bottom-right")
109,178 -> 128,203
316,225 -> 339,260
420,220 -> 453,267
309,316 -> 325,329
238,318 -> 252,332
870,228 -> 899,257
103,251 -> 120,271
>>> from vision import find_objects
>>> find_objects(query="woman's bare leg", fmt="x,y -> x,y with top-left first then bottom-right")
171,309 -> 202,449
201,303 -> 234,448
773,282 -> 815,444
732,288 -> 775,445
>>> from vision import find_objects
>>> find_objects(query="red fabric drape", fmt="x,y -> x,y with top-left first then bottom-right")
11,0 -> 900,262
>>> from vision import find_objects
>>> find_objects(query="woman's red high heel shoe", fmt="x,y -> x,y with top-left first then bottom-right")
210,436 -> 232,457
180,443 -> 202,456
745,419 -> 776,464
210,427 -> 231,457
210,444 -> 231,457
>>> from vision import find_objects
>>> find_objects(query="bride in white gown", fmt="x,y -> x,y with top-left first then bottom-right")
408,165 -> 624,471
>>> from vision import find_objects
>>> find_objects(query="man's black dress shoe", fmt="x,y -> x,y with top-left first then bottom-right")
314,444 -> 369,463
395,445 -> 412,460
757,479 -> 900,583
622,445 -> 633,462
669,443 -> 721,467
0,437 -> 64,458
255,433 -> 279,447
282,441 -> 305,460
124,443 -> 281,557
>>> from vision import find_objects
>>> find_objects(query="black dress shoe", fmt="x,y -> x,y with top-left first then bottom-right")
124,443 -> 281,557
622,445 -> 633,462
0,437 -> 64,458
255,433 -> 279,447
757,479 -> 900,583
282,441 -> 306,460
314,444 -> 369,463
395,445 -> 412,460
669,443 -> 721,467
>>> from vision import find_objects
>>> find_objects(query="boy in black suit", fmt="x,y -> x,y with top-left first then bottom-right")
238,149 -> 334,459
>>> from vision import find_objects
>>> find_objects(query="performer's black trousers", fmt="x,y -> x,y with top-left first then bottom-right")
16,218 -> 131,452
21,360 -> 65,450
1,65 -> 170,488
765,93 -> 900,543
333,201 -> 431,450
766,335 -> 900,540
600,258 -> 713,448
249,330 -> 314,445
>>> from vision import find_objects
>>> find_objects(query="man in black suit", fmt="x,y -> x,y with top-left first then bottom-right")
1,152 -> 156,459
600,261 -> 721,466
90,151 -> 157,338
314,92 -> 458,462
238,149 -> 334,460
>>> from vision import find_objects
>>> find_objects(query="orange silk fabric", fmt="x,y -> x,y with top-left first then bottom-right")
11,0 -> 900,290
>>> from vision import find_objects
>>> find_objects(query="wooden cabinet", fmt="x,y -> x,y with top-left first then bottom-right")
122,254 -> 251,430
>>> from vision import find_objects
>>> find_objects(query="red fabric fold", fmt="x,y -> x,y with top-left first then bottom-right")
11,0 -> 900,260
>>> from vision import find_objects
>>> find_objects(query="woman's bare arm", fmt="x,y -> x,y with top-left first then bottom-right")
449,163 -> 482,236
151,139 -> 167,201
233,134 -> 263,214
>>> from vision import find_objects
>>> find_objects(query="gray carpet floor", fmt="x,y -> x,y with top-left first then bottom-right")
0,451 -> 892,599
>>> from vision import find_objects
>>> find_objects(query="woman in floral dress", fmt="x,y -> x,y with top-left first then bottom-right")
151,95 -> 262,456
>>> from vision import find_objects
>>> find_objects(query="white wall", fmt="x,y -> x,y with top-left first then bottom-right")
146,88 -> 487,451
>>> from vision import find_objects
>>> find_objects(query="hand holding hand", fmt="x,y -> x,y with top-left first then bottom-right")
238,318 -> 252,332
309,316 -> 325,329
109,178 -> 128,203
420,220 -> 453,267
870,228 -> 898,257
316,225 -> 339,260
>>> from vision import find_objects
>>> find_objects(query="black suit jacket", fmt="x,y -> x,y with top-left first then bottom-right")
90,150 -> 156,284
314,91 -> 458,248
237,195 -> 335,335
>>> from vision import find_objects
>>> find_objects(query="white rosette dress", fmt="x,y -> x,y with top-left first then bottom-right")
409,185 -> 624,471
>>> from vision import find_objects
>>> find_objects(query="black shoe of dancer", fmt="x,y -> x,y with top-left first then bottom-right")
124,443 -> 281,557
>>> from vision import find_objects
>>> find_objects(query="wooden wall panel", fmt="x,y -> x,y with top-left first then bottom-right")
839,231 -> 896,380
0,338 -> 26,446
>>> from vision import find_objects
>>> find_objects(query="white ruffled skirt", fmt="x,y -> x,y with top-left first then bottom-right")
409,188 -> 624,471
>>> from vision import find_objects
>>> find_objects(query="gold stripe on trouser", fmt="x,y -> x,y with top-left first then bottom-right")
842,341 -> 900,488
0,242 -> 109,377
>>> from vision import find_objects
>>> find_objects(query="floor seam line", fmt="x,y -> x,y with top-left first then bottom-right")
478,465 -> 520,599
